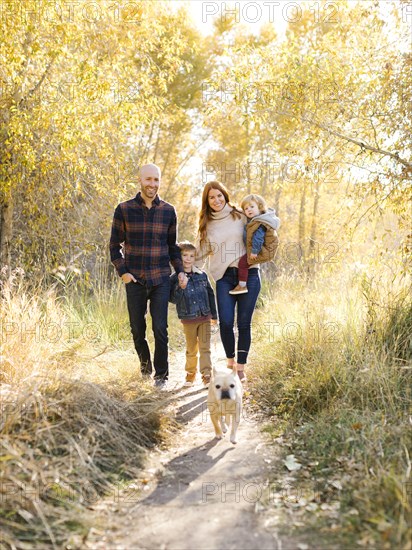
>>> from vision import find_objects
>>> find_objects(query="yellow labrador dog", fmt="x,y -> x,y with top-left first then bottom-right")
207,367 -> 243,444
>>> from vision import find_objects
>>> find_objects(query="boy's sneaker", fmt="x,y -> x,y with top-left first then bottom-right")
183,373 -> 196,387
202,374 -> 211,388
229,285 -> 248,295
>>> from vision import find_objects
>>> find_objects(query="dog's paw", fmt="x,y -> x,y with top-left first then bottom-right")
215,433 -> 224,440
221,422 -> 228,433
230,436 -> 238,444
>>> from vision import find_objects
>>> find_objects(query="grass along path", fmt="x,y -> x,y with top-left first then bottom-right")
3,274 -> 408,548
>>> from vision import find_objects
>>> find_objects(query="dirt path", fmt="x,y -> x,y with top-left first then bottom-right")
85,352 -> 300,550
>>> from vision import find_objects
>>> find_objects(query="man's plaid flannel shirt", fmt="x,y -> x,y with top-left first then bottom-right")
110,192 -> 183,286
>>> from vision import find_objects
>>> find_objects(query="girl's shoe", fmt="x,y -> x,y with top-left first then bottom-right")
202,374 -> 211,388
229,284 -> 248,295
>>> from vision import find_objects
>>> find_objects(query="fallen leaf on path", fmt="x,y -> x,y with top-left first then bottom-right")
329,480 -> 343,490
254,442 -> 266,453
351,422 -> 362,430
376,520 -> 392,532
254,501 -> 266,513
283,454 -> 302,471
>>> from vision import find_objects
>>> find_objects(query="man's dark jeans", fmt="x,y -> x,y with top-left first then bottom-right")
125,279 -> 170,379
216,267 -> 261,365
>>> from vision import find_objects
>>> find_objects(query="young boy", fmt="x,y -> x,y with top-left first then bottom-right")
230,194 -> 280,295
170,241 -> 218,387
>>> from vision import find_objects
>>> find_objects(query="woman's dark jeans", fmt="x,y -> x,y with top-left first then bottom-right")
125,279 -> 170,379
216,267 -> 261,365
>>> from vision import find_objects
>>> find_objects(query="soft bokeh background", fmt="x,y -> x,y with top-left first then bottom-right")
0,1 -> 411,548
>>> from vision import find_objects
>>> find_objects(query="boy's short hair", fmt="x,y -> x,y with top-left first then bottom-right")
178,240 -> 196,252
241,194 -> 268,214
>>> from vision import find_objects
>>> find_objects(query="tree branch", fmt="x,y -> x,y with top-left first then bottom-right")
266,107 -> 412,170
23,53 -> 58,102
300,115 -> 412,170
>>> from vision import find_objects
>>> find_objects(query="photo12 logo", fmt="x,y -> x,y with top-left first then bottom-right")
0,320 -> 133,345
201,80 -> 340,109
0,75 -> 144,106
201,479 -> 341,504
202,160 -> 341,185
201,2 -> 340,25
0,1 -> 142,24
402,3 -> 412,23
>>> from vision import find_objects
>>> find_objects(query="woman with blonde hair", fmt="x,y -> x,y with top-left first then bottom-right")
195,181 -> 261,382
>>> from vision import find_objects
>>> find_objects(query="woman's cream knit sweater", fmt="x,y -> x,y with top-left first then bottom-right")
195,203 -> 247,282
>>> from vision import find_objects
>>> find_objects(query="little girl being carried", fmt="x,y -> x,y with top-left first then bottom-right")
229,194 -> 280,295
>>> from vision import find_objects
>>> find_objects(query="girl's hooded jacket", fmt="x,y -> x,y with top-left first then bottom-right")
245,208 -> 280,265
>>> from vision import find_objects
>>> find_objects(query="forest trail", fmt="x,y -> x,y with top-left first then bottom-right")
84,351 -> 301,550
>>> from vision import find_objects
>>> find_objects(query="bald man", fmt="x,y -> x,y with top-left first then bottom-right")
110,164 -> 187,387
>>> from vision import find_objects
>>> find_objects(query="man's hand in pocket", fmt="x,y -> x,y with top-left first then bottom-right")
122,273 -> 137,284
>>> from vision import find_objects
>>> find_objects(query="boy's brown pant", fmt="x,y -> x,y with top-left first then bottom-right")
183,320 -> 212,376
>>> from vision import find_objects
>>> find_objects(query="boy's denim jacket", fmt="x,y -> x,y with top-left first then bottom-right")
170,266 -> 218,321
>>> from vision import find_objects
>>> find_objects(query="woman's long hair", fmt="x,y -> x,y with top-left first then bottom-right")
197,181 -> 243,248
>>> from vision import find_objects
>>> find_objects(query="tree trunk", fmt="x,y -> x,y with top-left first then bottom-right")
0,194 -> 13,270
245,107 -> 251,194
298,180 -> 307,265
274,185 -> 282,217
307,178 -> 320,279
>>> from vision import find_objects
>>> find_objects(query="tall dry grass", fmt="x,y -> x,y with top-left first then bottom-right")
249,266 -> 411,548
0,270 -> 173,549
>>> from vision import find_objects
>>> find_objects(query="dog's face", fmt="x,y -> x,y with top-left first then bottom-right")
209,368 -> 241,402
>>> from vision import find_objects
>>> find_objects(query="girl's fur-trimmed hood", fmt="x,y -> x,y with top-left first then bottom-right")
249,208 -> 280,230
